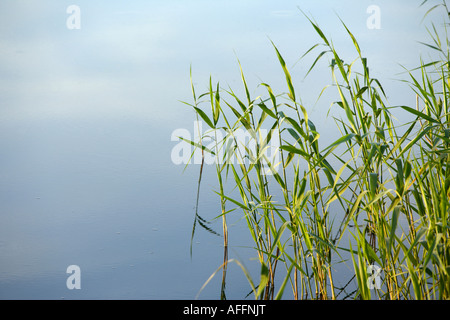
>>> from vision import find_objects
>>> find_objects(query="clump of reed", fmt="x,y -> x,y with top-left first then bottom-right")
182,1 -> 450,300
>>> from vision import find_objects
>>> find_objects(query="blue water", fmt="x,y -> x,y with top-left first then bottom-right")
0,0 -> 442,299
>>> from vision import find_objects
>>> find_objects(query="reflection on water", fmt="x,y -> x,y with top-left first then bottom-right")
0,114 -> 366,299
0,0 -> 433,300
0,118 -> 239,299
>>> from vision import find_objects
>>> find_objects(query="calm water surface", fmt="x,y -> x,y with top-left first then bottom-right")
0,0 -> 441,299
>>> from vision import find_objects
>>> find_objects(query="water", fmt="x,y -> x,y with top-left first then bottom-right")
0,116 -> 265,299
0,1 -> 444,299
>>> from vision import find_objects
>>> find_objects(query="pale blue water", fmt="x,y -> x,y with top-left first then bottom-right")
0,0 -> 443,299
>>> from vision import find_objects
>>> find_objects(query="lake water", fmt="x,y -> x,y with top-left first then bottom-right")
0,1 -> 443,299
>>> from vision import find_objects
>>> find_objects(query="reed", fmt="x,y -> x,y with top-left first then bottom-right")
183,1 -> 450,299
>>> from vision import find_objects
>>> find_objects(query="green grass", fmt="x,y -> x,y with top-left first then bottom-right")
182,1 -> 450,300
